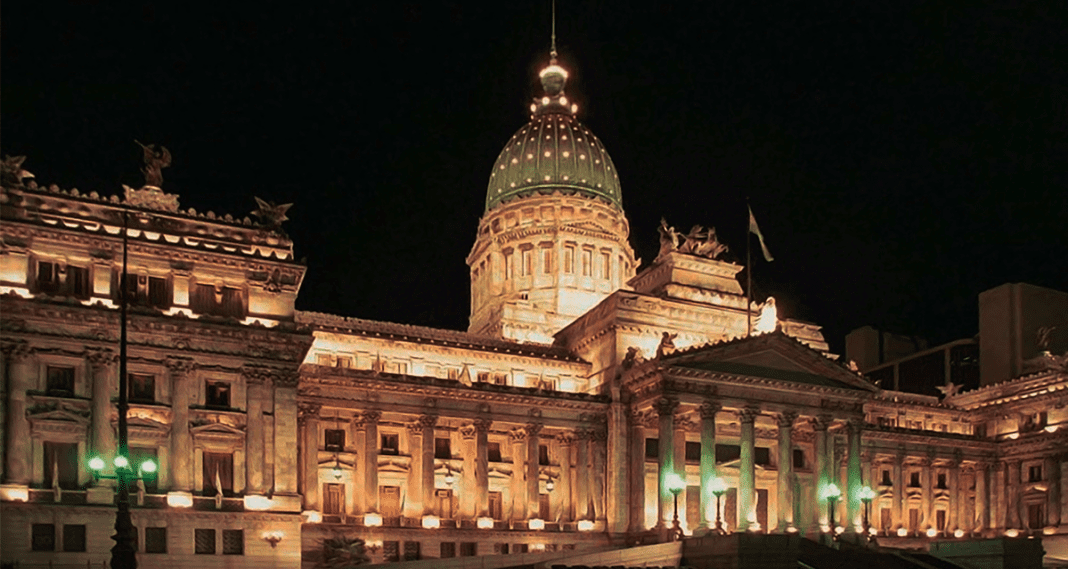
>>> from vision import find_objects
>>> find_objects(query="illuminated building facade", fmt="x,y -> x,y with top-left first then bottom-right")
1,49 -> 1066,568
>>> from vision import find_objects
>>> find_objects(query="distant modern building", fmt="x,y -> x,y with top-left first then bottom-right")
1,44 -> 1065,569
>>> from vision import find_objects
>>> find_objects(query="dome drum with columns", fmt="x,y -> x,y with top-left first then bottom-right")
470,57 -> 637,344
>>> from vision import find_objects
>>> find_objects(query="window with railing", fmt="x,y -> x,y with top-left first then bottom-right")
35,261 -> 91,299
191,283 -> 245,318
325,429 -> 345,452
205,381 -> 230,408
129,373 -> 155,404
46,366 -> 75,397
122,274 -> 170,308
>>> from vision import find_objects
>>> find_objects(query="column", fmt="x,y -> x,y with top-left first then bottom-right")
243,369 -> 267,495
1060,456 -> 1068,528
420,415 -> 437,516
992,460 -> 1006,530
87,349 -> 117,484
698,402 -> 720,531
459,424 -> 477,519
738,406 -> 758,531
3,343 -> 34,485
846,419 -> 863,531
352,417 -> 367,515
556,433 -> 574,523
576,429 -> 592,520
299,403 -> 320,511
607,396 -> 629,535
526,423 -> 542,519
509,428 -> 526,521
363,411 -> 381,513
628,412 -> 646,532
673,415 -> 688,529
474,418 -> 491,517
813,415 -> 831,527
776,411 -> 798,532
655,397 -> 678,527
1046,456 -> 1060,527
273,374 -> 299,495
591,427 -> 607,522
1007,459 -> 1022,529
948,460 -> 960,532
974,461 -> 988,533
405,422 -> 423,518
893,450 -> 905,531
165,358 -> 195,492
920,456 -> 932,530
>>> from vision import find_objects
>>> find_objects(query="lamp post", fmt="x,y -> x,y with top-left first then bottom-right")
709,476 -> 728,535
820,483 -> 841,536
666,473 -> 686,541
110,208 -> 137,568
858,485 -> 877,537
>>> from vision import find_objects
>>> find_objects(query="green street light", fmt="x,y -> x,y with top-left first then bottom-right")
113,455 -> 130,469
666,473 -> 686,541
89,456 -> 106,472
858,485 -> 877,536
140,459 -> 158,474
709,476 -> 728,534
820,483 -> 842,534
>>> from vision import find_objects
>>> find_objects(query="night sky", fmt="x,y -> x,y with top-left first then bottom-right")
5,2 -> 1065,353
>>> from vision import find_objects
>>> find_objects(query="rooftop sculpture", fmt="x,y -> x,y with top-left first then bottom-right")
658,217 -> 729,260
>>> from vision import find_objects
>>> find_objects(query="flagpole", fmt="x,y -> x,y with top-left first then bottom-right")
746,199 -> 752,337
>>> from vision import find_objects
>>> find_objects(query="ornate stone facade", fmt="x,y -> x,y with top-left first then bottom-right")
2,48 -> 1066,569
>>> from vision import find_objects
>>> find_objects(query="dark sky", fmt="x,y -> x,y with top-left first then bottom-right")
5,2 -> 1066,353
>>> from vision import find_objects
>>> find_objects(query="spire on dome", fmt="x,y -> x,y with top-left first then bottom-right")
535,1 -> 574,113
550,0 -> 558,63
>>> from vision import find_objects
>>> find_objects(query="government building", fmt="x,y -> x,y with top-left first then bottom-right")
1,45 -> 1066,569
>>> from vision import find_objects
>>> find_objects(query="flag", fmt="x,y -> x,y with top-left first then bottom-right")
748,206 -> 774,262
214,467 -> 223,499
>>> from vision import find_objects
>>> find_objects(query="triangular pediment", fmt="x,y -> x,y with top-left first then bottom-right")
190,422 -> 246,437
666,331 -> 878,392
27,409 -> 91,425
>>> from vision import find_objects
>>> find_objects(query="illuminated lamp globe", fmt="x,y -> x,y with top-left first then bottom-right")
926,528 -> 938,538
113,455 -> 130,469
140,459 -> 157,474
820,483 -> 841,502
88,456 -> 106,471
897,528 -> 908,537
665,473 -> 685,495
709,476 -> 728,497
954,529 -> 965,538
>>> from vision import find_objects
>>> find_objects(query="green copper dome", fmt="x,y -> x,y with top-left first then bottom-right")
485,63 -> 622,212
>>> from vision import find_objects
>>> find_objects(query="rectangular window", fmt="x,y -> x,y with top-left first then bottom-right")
69,266 -> 91,299
325,429 -> 345,452
46,365 -> 75,396
202,452 -> 234,496
32,523 -> 55,551
881,469 -> 892,486
383,541 -> 400,562
323,483 -> 345,514
685,441 -> 701,463
793,448 -> 806,469
129,373 -> 155,403
504,252 -> 513,280
403,541 -> 421,561
1029,465 -> 1042,482
522,249 -> 532,276
205,381 -> 231,408
434,437 -> 451,459
460,542 -> 477,557
909,472 -> 921,487
880,507 -> 892,530
908,508 -> 920,532
130,447 -> 159,493
539,444 -> 549,466
937,473 -> 947,489
477,372 -> 490,383
493,373 -> 507,385
63,524 -> 86,552
440,542 -> 456,558
645,438 -> 659,460
489,491 -> 503,520
436,489 -> 455,518
222,529 -> 243,555
494,543 -> 509,554
542,248 -> 552,274
219,287 -> 244,318
936,509 -> 946,531
755,447 -> 771,466
601,252 -> 611,280
194,529 -> 215,554
43,441 -> 79,490
581,249 -> 592,276
1028,503 -> 1045,529
336,356 -> 353,368
380,486 -> 401,518
145,527 -> 167,554
37,261 -> 59,293
716,444 -> 741,464
488,442 -> 502,462
381,433 -> 399,455
563,246 -> 574,274
539,492 -> 550,519
148,276 -> 168,307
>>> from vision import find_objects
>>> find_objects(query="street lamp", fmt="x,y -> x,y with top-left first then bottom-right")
820,483 -> 842,535
666,473 -> 686,541
858,485 -> 877,536
709,476 -> 728,535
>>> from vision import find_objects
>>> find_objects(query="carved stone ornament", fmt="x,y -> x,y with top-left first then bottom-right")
298,403 -> 321,422
737,406 -> 760,424
361,410 -> 381,425
84,348 -> 117,370
654,397 -> 679,417
251,197 -> 293,230
525,423 -> 543,437
621,346 -> 647,370
699,400 -> 722,419
2,340 -> 34,362
417,414 -> 439,429
472,417 -> 493,432
459,424 -> 477,440
777,410 -> 800,429
556,432 -> 575,446
655,332 -> 678,359
1,155 -> 34,186
123,185 -> 179,212
509,428 -> 527,443
137,141 -> 171,188
658,217 -> 729,260
164,356 -> 197,376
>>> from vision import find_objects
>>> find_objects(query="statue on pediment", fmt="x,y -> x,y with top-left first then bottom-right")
136,141 -> 171,188
658,217 -> 682,257
1,155 -> 34,187
753,296 -> 778,334
656,332 -> 678,359
252,196 -> 293,230
658,218 -> 729,260
621,346 -> 646,370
